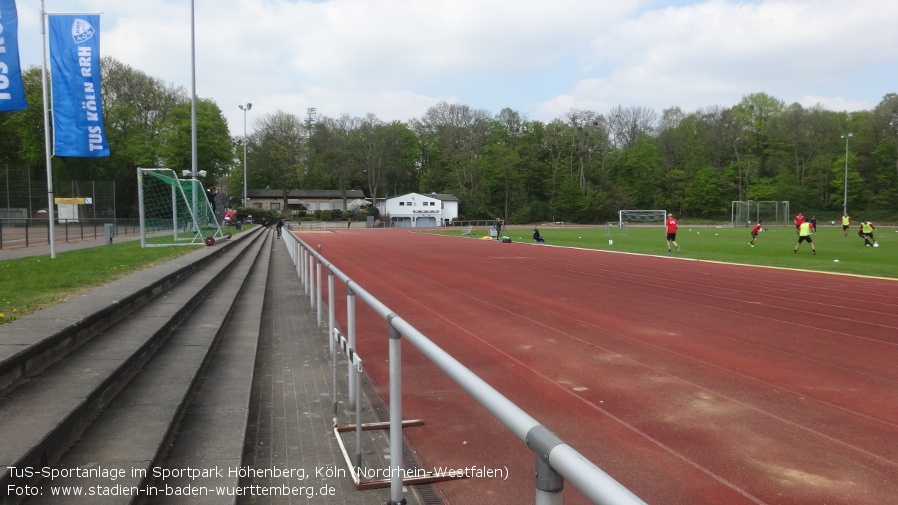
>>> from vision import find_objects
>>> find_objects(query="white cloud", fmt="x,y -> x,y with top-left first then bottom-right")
14,0 -> 898,133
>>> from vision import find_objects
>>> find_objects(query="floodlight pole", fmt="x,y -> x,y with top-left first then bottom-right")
841,133 -> 853,216
189,0 -> 199,225
239,103 -> 252,207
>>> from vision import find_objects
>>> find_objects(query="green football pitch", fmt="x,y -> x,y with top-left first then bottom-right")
436,225 -> 897,279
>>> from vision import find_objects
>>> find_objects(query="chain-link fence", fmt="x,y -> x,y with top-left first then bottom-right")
1,165 -> 127,250
1,165 -> 118,220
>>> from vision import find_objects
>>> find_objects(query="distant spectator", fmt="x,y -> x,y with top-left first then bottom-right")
533,225 -> 545,243
206,185 -> 217,213
276,217 -> 285,239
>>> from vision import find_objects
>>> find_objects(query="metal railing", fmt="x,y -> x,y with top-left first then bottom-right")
283,231 -> 646,505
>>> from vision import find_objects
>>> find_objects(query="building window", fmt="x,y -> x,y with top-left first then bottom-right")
253,203 -> 262,209
399,202 -> 405,206
271,202 -> 281,210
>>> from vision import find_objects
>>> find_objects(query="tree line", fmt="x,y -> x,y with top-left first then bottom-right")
2,57 -> 897,223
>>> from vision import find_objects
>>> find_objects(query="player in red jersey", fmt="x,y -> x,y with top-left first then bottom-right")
794,212 -> 805,234
666,213 -> 680,253
749,220 -> 763,247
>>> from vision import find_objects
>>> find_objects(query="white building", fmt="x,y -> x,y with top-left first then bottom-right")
379,192 -> 459,227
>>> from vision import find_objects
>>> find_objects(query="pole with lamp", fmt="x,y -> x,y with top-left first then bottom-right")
239,103 -> 252,207
841,133 -> 853,216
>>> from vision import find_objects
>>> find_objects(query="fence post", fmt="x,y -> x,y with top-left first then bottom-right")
387,319 -> 404,505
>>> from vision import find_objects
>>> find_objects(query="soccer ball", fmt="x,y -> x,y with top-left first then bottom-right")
873,243 -> 880,247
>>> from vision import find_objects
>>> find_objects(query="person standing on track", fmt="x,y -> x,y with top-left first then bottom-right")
666,213 -> 680,254
749,220 -> 763,247
793,220 -> 817,255
841,213 -> 851,237
494,217 -> 504,241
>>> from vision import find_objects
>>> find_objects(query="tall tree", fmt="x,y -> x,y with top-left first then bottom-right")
157,98 -> 233,180
251,110 -> 306,211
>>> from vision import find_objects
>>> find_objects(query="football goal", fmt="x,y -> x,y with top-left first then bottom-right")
137,167 -> 230,247
618,210 -> 666,227
731,201 -> 790,227
605,221 -> 629,236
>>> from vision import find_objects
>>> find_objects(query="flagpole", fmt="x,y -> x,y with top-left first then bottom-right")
40,0 -> 56,258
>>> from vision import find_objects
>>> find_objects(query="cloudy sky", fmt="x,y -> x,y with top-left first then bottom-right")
14,0 -> 898,137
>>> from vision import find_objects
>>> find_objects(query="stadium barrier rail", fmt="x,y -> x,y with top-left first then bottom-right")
283,232 -> 647,505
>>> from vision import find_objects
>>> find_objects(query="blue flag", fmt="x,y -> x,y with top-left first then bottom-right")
49,14 -> 110,157
0,0 -> 28,111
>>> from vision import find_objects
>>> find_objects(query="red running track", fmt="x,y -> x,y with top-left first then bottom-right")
294,229 -> 898,505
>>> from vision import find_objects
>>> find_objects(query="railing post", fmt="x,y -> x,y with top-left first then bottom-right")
328,270 -> 336,357
535,456 -> 564,505
387,319 -> 405,505
346,285 -> 357,409
293,242 -> 305,284
299,246 -> 305,288
310,251 -> 317,312
527,425 -> 565,504
303,247 -> 309,293
316,245 -> 323,327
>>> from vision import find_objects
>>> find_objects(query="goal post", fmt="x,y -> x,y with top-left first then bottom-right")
605,221 -> 629,236
137,167 -> 228,247
618,210 -> 666,227
731,201 -> 790,227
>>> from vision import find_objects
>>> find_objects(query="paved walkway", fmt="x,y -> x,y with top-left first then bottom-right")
239,238 -> 430,504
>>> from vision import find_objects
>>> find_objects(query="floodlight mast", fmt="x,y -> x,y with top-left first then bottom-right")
240,103 -> 252,207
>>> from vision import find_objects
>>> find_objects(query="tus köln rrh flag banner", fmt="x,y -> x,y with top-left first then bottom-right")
49,14 -> 110,157
0,0 -> 28,111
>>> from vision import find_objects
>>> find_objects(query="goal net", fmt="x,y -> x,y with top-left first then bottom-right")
618,210 -> 666,227
137,168 -> 228,247
605,221 -> 629,236
731,201 -> 790,227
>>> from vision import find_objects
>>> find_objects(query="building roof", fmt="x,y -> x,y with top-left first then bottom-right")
387,192 -> 459,202
248,189 -> 366,199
